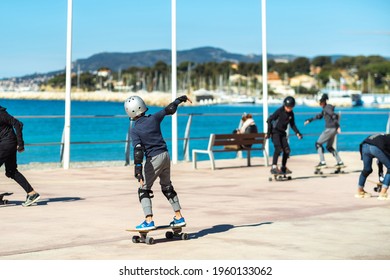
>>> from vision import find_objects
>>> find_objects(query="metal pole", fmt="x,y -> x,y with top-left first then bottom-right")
125,121 -> 132,166
63,0 -> 73,169
183,114 -> 193,161
261,0 -> 269,166
171,0 -> 178,164
386,113 -> 390,133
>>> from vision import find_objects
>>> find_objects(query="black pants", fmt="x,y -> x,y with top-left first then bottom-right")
271,133 -> 290,167
0,147 -> 33,194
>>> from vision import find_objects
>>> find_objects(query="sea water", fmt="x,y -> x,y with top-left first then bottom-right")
0,99 -> 389,165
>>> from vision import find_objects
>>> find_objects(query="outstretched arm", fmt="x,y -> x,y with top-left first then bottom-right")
304,112 -> 323,125
164,95 -> 192,115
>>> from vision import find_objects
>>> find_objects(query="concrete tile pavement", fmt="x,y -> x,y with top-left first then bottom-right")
0,152 -> 389,260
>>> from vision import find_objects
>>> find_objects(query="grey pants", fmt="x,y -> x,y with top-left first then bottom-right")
316,128 -> 342,163
140,151 -> 181,217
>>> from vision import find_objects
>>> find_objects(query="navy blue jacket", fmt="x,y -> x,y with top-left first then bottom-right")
131,108 -> 169,158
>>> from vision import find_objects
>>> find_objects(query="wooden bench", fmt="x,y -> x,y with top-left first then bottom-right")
192,133 -> 269,170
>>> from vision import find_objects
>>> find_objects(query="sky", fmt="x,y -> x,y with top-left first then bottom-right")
0,0 -> 389,78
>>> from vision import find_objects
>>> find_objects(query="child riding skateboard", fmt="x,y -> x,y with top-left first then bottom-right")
266,96 -> 302,175
0,106 -> 40,207
124,95 -> 191,230
304,94 -> 344,170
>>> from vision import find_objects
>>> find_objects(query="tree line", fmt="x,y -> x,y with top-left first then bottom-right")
44,55 -> 390,94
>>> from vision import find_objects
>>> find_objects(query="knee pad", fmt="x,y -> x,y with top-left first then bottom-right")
361,168 -> 373,178
138,188 -> 154,202
162,185 -> 177,200
315,142 -> 324,152
326,146 -> 336,155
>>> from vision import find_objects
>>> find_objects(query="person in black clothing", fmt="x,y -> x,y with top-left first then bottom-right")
356,133 -> 390,200
124,95 -> 191,230
266,96 -> 302,174
0,106 -> 40,206
304,94 -> 344,168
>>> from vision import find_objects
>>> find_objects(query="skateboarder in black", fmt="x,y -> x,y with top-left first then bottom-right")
266,96 -> 302,174
304,94 -> 344,169
125,95 -> 190,230
0,106 -> 40,206
357,133 -> 390,200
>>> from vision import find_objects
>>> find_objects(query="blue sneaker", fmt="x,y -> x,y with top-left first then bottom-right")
170,217 -> 186,227
135,220 -> 156,230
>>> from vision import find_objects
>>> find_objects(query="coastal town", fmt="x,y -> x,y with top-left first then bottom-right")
1,67 -> 389,108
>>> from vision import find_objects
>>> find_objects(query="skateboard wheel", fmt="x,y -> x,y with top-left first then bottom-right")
180,233 -> 188,240
132,236 -> 140,243
268,177 -> 272,181
287,176 -> 292,180
145,236 -> 155,245
165,231 -> 174,239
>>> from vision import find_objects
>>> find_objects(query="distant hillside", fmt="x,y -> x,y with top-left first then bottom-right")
4,47 -> 389,81
75,46 -> 297,72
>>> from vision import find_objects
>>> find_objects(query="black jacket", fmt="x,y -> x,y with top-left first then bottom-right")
267,106 -> 301,136
0,106 -> 24,150
360,134 -> 390,158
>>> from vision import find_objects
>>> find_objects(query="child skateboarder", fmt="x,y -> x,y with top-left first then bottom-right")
356,133 -> 390,200
266,96 -> 303,175
0,106 -> 40,207
124,95 -> 191,230
304,94 -> 344,169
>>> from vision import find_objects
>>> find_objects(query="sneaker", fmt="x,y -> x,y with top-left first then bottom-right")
170,217 -> 186,227
378,194 -> 389,201
315,162 -> 327,168
135,220 -> 156,230
22,193 -> 40,207
280,166 -> 292,174
335,162 -> 345,167
354,191 -> 372,198
270,167 -> 281,174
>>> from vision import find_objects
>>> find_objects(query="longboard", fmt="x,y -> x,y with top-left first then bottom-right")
269,173 -> 292,181
314,165 -> 346,175
126,225 -> 188,245
0,192 -> 13,205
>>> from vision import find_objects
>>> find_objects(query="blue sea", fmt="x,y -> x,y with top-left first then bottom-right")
1,99 -> 389,165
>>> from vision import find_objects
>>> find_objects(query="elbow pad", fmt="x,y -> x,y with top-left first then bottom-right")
134,144 -> 144,165
164,101 -> 179,115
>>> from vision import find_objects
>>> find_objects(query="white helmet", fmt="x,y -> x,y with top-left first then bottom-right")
124,96 -> 148,119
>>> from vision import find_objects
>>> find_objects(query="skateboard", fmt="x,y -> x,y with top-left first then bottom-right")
367,179 -> 383,192
269,173 -> 292,181
314,165 -> 346,175
126,225 -> 188,245
0,192 -> 13,205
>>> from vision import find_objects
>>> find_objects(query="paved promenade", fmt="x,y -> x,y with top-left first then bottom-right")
0,152 -> 389,260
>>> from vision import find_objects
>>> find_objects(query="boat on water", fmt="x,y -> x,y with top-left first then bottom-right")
361,93 -> 390,108
231,95 -> 256,104
303,88 -> 363,107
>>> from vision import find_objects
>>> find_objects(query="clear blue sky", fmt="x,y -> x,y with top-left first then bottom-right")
0,0 -> 389,78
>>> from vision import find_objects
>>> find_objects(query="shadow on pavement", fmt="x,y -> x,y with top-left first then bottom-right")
1,197 -> 84,207
189,222 -> 273,239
